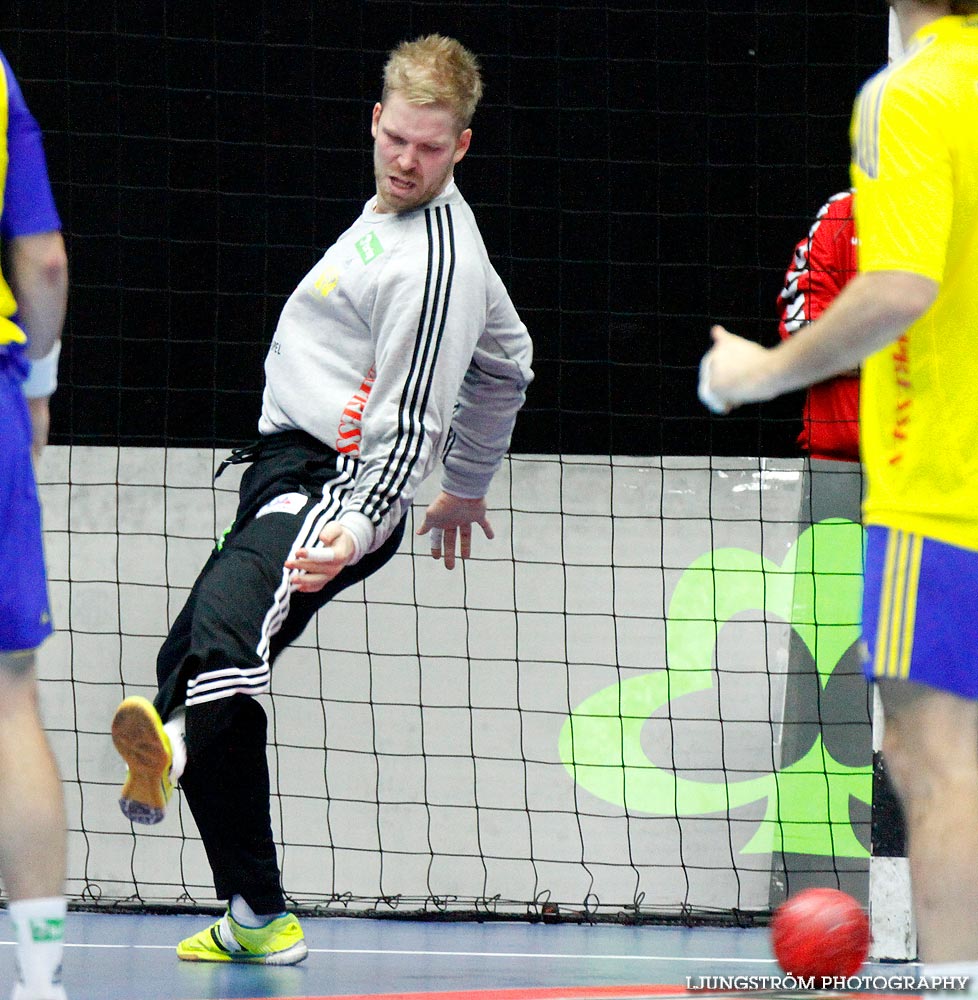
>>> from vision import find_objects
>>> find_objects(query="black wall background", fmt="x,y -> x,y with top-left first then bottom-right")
0,1 -> 887,455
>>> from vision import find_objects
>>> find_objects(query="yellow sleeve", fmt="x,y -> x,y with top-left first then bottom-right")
850,75 -> 952,283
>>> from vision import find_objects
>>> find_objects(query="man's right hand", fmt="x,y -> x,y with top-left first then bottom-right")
286,522 -> 357,592
27,396 -> 51,458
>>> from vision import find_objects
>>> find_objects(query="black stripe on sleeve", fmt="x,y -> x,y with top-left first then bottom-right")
363,204 -> 456,521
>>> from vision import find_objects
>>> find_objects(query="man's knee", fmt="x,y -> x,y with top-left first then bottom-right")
0,649 -> 36,677
879,679 -> 978,801
184,692 -> 267,759
0,650 -> 39,718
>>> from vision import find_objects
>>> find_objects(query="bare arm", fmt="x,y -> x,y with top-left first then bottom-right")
10,230 -> 69,455
702,270 -> 938,412
10,230 -> 68,361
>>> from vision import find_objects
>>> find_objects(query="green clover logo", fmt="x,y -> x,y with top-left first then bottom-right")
560,518 -> 871,858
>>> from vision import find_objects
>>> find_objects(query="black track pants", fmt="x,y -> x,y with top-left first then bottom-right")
154,431 -> 405,913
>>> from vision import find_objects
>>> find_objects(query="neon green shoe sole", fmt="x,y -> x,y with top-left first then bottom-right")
111,695 -> 173,825
177,912 -> 308,965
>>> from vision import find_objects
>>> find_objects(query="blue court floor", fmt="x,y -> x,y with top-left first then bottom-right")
0,911 -> 913,1000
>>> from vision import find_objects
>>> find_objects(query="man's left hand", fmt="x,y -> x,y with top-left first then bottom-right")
417,491 -> 494,570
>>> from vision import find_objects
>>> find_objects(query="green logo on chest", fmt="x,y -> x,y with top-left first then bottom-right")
355,232 -> 384,264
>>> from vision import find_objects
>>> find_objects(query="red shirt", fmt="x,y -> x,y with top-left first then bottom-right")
777,191 -> 860,462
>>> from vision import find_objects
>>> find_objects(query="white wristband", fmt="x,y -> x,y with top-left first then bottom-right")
697,354 -> 727,414
22,341 -> 61,399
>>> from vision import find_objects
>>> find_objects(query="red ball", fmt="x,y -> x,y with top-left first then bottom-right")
771,888 -> 871,979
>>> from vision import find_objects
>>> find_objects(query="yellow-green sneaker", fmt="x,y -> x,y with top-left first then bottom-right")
176,911 -> 307,965
111,695 -> 173,825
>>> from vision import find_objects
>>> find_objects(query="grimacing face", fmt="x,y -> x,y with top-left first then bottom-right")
370,92 -> 471,214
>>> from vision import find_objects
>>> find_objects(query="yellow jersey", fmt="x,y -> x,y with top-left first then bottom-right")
851,15 -> 978,551
0,57 -> 23,346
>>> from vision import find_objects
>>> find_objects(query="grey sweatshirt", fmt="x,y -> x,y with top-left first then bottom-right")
259,181 -> 534,561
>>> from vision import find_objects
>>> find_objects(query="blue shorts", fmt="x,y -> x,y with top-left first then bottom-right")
0,346 -> 53,652
862,525 -> 978,698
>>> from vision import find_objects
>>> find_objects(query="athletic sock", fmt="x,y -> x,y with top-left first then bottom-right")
229,893 -> 284,929
9,896 -> 67,996
164,707 -> 187,783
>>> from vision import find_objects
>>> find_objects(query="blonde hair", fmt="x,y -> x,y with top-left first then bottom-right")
382,34 -> 483,132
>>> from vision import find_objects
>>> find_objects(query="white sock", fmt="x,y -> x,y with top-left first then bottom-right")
9,896 -> 66,995
229,893 -> 282,928
164,707 -> 187,784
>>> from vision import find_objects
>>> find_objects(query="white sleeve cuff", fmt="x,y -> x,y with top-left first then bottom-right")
336,511 -> 375,564
22,341 -> 61,399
